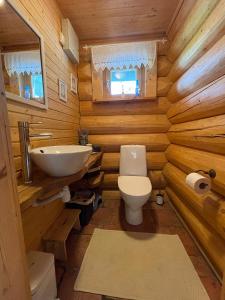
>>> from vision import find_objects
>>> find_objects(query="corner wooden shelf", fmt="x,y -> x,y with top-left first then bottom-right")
18,152 -> 103,211
43,208 -> 80,261
70,171 -> 104,191
87,171 -> 104,188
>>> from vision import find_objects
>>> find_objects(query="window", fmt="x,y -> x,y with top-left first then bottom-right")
91,41 -> 157,101
110,69 -> 139,96
31,74 -> 44,99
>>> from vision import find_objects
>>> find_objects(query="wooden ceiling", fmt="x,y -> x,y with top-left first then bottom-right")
0,2 -> 39,49
57,0 -> 181,42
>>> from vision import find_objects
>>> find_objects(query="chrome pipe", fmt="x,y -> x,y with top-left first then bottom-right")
18,121 -> 52,184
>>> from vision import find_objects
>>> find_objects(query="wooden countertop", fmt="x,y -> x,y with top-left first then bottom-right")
18,152 -> 102,211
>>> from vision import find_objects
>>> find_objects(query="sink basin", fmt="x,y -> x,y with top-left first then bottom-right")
30,145 -> 92,177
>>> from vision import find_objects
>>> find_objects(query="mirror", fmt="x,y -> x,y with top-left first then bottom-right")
0,0 -> 47,109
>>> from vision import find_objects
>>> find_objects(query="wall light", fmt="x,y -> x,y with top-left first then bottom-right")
0,0 -> 5,6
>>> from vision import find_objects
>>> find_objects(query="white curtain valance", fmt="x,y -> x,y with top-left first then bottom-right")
91,41 -> 156,71
4,50 -> 42,76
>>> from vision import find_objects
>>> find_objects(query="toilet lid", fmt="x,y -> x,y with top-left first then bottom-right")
118,176 -> 152,196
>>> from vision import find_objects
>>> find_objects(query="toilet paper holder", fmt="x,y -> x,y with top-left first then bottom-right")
195,169 -> 216,179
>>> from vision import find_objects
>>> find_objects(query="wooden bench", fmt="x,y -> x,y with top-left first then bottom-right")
43,208 -> 80,261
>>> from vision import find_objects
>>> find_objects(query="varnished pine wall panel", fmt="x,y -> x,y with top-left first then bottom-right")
6,0 -> 79,251
165,0 -> 225,277
78,47 -> 172,199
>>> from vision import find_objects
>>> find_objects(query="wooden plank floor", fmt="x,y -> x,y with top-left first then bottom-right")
56,196 -> 222,300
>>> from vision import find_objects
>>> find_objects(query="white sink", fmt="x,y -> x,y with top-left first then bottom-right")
30,145 -> 92,177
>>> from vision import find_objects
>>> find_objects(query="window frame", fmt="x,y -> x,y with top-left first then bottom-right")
91,55 -> 157,102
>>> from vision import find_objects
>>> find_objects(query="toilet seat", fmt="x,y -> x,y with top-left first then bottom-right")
118,176 -> 152,197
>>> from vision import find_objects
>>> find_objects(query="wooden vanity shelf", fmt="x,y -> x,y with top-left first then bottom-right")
43,208 -> 80,261
70,171 -> 104,191
18,152 -> 103,211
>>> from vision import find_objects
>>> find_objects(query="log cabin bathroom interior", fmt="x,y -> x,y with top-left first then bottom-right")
1,0 -> 225,299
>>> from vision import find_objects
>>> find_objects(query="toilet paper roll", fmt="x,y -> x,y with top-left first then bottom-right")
185,173 -> 211,194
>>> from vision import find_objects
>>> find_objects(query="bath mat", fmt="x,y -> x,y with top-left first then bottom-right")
74,229 -> 209,300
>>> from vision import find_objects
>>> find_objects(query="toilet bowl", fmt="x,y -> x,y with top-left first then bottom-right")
118,145 -> 152,225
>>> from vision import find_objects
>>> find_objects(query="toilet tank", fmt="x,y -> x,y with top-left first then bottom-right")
120,145 -> 147,176
27,251 -> 58,300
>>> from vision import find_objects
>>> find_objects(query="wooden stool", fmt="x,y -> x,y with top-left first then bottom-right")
43,208 -> 80,261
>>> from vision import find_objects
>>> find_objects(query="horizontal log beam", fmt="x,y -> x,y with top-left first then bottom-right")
168,126 -> 225,155
168,35 -> 225,103
157,77 -> 173,97
78,81 -> 92,100
89,133 -> 169,152
103,171 -> 166,190
166,187 -> 225,276
167,0 -> 219,62
81,115 -> 171,134
158,56 -> 172,77
78,62 -> 92,81
167,0 -> 196,42
166,144 -> 225,196
80,98 -> 171,116
167,76 -> 225,124
168,0 -> 225,81
102,152 -> 167,171
102,189 -> 167,202
164,163 -> 225,240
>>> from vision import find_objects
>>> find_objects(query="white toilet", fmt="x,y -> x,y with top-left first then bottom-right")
27,251 -> 58,300
118,145 -> 152,225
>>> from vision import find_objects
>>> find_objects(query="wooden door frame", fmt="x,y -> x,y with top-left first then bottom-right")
0,61 -> 31,299
222,272 -> 225,300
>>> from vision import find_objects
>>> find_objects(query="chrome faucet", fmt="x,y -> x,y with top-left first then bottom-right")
18,121 -> 52,184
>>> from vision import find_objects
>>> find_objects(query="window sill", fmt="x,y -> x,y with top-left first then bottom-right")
93,96 -> 157,103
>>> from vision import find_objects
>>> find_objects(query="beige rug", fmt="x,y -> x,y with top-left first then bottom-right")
74,229 -> 209,300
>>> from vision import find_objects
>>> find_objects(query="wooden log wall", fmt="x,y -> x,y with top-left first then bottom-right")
6,0 -> 79,251
78,46 -> 172,200
164,0 -> 225,277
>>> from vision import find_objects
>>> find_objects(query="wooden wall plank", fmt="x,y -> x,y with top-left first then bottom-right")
81,115 -> 171,134
89,133 -> 169,152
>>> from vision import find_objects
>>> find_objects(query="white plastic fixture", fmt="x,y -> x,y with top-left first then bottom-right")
118,145 -> 152,225
27,251 -> 57,300
30,145 -> 92,177
62,18 -> 79,63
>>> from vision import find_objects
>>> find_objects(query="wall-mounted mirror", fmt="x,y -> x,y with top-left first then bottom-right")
0,0 -> 47,109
